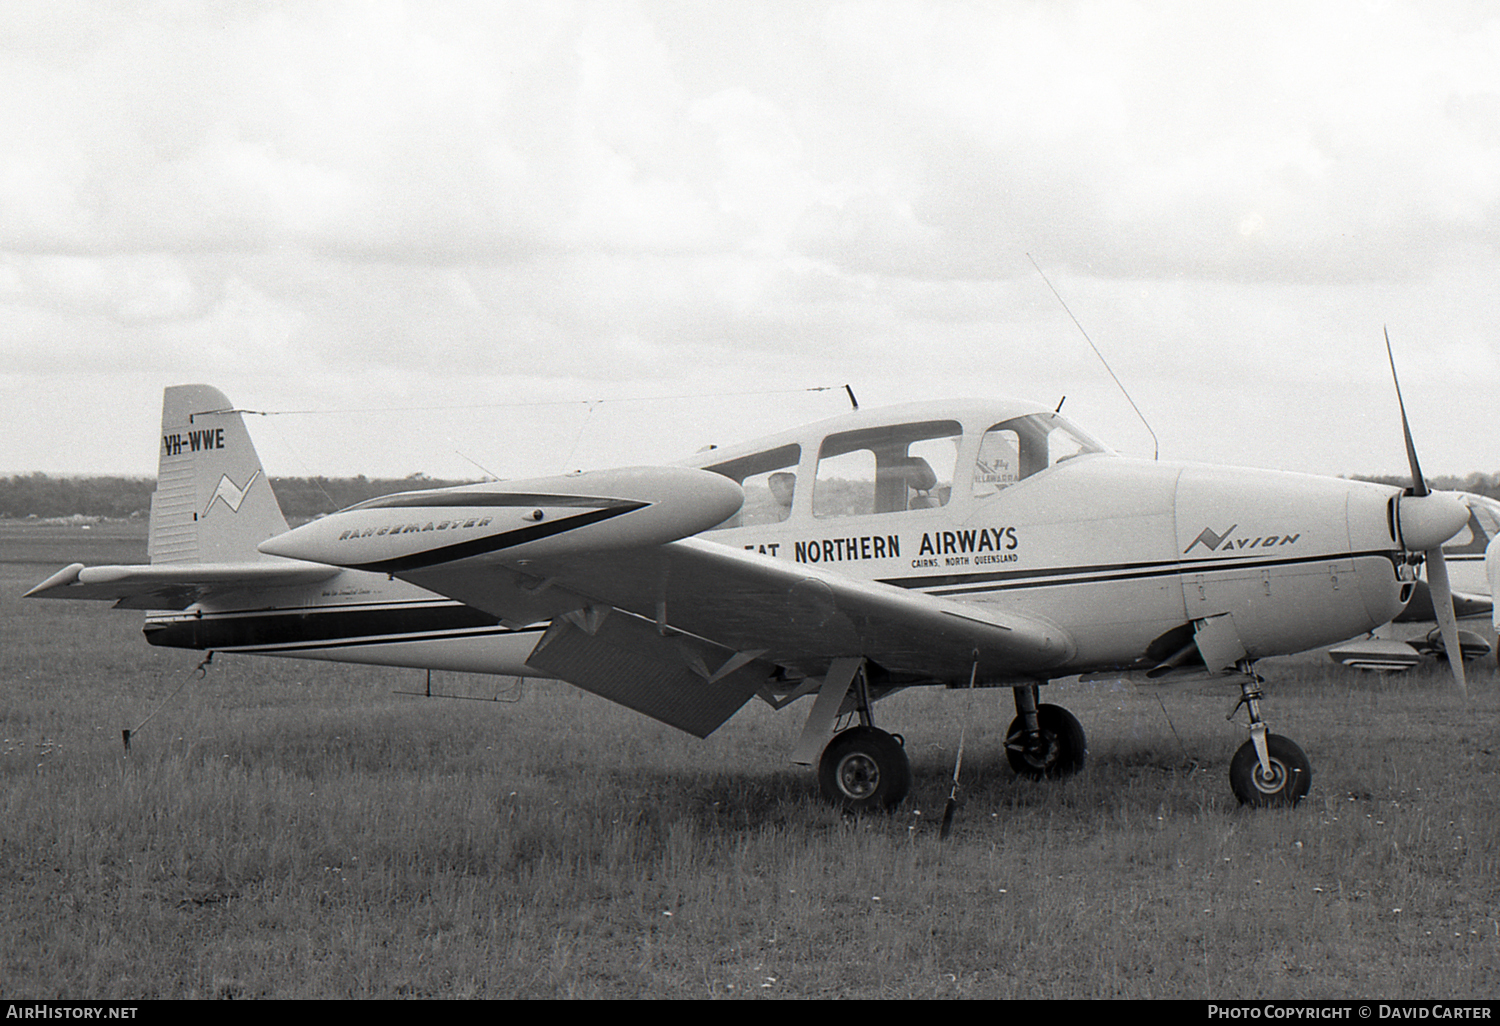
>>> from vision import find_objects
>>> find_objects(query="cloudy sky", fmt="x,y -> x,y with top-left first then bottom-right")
3,0 -> 1498,484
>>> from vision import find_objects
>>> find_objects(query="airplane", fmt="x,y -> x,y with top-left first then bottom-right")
26,376 -> 1473,813
1326,491 -> 1499,671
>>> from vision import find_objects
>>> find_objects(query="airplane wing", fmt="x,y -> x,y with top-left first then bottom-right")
390,538 -> 1074,739
25,561 -> 340,610
257,466 -> 1075,736
399,537 -> 1073,684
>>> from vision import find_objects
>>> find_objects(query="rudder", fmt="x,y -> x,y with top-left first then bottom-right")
150,384 -> 289,564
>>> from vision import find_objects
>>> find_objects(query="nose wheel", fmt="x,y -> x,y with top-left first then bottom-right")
1229,733 -> 1310,807
1228,669 -> 1311,806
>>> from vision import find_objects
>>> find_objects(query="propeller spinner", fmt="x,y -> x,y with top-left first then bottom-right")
1387,330 -> 1470,698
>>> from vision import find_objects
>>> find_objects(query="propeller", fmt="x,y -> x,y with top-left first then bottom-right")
1386,330 -> 1469,698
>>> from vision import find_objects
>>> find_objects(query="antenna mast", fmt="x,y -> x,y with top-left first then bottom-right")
1028,254 -> 1159,460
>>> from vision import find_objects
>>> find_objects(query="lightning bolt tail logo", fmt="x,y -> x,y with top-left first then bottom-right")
204,470 -> 261,516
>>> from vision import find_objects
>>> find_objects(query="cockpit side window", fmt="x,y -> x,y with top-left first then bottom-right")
705,443 -> 801,529
973,413 -> 1105,498
814,420 -> 961,517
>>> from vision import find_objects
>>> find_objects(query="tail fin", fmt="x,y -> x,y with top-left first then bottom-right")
149,385 -> 289,564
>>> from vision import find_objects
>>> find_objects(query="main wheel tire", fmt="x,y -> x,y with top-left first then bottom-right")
817,726 -> 912,811
1005,704 -> 1088,779
1229,734 -> 1311,807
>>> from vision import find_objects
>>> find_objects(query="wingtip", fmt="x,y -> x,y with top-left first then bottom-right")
24,563 -> 84,598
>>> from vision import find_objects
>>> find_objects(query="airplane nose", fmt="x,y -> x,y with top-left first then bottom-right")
1396,491 -> 1469,552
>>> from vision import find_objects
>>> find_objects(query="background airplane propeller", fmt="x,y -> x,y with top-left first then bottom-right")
1386,330 -> 1469,698
1487,535 -> 1500,662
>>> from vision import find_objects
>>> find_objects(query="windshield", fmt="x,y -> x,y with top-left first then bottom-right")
972,413 -> 1108,498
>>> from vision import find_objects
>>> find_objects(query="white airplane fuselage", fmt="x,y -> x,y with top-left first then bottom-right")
141,399 -> 1414,689
707,455 -> 1407,673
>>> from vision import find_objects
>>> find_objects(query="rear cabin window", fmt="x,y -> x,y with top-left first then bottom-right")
813,421 -> 961,518
705,444 -> 801,529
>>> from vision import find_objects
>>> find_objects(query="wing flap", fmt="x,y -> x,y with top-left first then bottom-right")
26,561 -> 340,610
524,609 -> 768,737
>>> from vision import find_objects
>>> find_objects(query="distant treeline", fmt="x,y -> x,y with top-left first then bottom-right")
0,472 -> 475,520
6,469 -> 1500,520
1352,472 -> 1500,501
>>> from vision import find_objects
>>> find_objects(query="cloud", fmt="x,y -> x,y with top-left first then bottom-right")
1,0 -> 1499,479
804,0 -> 1500,284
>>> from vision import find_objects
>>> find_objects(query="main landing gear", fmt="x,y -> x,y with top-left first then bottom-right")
1227,668 -> 1310,807
812,660 -> 913,811
818,725 -> 912,812
812,675 -> 1090,812
1005,684 -> 1088,779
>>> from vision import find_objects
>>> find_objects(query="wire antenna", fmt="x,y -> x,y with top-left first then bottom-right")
1028,254 -> 1159,460
211,385 -> 848,419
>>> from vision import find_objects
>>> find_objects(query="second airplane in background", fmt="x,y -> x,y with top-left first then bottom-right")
1329,490 -> 1500,671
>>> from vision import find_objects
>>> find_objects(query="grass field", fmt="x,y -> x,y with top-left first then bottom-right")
2,523 -> 1497,998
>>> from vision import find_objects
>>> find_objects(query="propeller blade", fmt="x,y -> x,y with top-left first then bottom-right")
1487,534 -> 1500,653
1425,545 -> 1468,699
1386,330 -> 1466,696
1386,328 -> 1429,497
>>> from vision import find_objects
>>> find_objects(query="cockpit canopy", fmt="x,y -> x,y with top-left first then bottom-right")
696,400 -> 1111,528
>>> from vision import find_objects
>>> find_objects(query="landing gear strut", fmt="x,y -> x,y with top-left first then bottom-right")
814,660 -> 912,811
1005,684 -> 1088,779
1227,667 -> 1310,807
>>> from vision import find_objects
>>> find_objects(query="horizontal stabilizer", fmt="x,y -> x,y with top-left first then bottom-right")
1326,638 -> 1424,672
26,561 -> 340,610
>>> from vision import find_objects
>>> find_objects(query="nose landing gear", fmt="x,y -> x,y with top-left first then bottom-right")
1228,668 -> 1310,807
1230,733 -> 1311,806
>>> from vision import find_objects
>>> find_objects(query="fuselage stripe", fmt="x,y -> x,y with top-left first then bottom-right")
145,601 -> 515,651
141,548 -> 1405,652
882,547 -> 1401,596
230,625 -> 543,654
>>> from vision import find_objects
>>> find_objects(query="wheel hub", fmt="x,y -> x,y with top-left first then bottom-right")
1011,730 -> 1058,770
1251,758 -> 1288,794
836,752 -> 880,799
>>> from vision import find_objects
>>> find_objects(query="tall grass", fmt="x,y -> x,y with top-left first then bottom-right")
2,529 -> 1496,998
